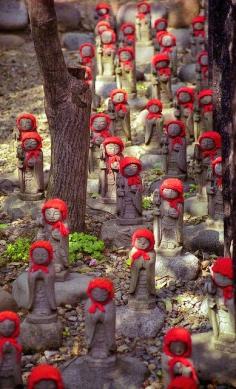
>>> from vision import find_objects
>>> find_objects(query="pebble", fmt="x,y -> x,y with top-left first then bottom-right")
44,350 -> 58,359
117,344 -> 129,353
148,363 -> 156,371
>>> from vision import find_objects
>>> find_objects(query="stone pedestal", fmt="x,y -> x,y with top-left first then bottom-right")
12,271 -> 95,308
61,355 -> 148,389
95,79 -> 117,98
192,332 -> 236,386
18,192 -> 44,201
155,252 -> 200,281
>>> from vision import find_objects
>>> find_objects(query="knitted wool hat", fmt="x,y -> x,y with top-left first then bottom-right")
132,229 -> 155,251
167,376 -> 198,389
110,88 -> 128,103
42,198 -> 68,221
163,327 -> 192,357
95,2 -> 111,11
160,178 -> 184,209
120,22 -> 135,35
95,20 -> 112,35
30,241 -> 53,265
198,131 -> 221,149
0,311 -> 20,338
28,364 -> 64,389
118,46 -> 135,61
198,89 -> 213,103
176,87 -> 194,101
192,16 -> 206,26
211,257 -> 233,280
120,157 -> 142,176
152,53 -> 170,67
102,136 -> 124,152
165,120 -> 185,137
16,113 -> 37,132
146,99 -> 163,112
137,1 -> 151,13
21,132 -> 42,150
158,31 -> 176,46
90,113 -> 111,132
154,17 -> 168,30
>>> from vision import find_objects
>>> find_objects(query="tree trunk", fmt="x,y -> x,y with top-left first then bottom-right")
27,0 -> 92,231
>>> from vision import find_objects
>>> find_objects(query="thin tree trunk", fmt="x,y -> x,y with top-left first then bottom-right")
27,0 -> 92,231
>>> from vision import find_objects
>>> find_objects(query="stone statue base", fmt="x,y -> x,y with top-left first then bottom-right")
184,195 -> 208,217
61,355 -> 148,389
155,252 -> 200,281
184,222 -> 224,256
116,305 -> 165,338
87,196 -> 116,214
26,312 -> 58,324
12,271 -> 96,308
20,318 -> 63,352
95,79 -> 117,98
18,192 -> 44,201
192,332 -> 236,387
116,217 -> 143,226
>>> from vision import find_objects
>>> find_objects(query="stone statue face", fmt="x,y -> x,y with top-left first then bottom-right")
156,21 -> 166,31
24,138 -> 38,151
0,319 -> 16,338
91,287 -> 109,302
169,341 -> 187,356
32,247 -> 50,265
44,207 -> 62,223
148,104 -> 160,113
113,92 -> 125,103
81,45 -> 93,57
162,35 -> 173,47
168,123 -> 181,136
162,188 -> 179,199
200,137 -> 215,150
214,162 -> 222,176
214,273 -> 233,287
124,26 -> 133,34
101,30 -> 113,44
97,8 -> 108,16
135,237 -> 150,250
178,92 -> 191,103
105,143 -> 120,156
119,50 -> 132,62
138,3 -> 148,13
200,95 -> 212,105
194,22 -> 204,30
20,118 -> 33,130
123,163 -> 139,176
34,380 -> 57,389
200,54 -> 208,66
156,60 -> 168,69
93,117 -> 108,131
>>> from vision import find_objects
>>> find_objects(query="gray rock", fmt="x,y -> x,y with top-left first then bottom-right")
12,271 -> 94,308
128,95 -> 148,111
117,2 -> 167,27
116,306 -> 165,338
95,80 -> 117,98
169,28 -> 191,51
184,196 -> 208,217
136,44 -> 155,67
184,223 -> 224,255
0,288 -> 18,312
0,178 -> 18,194
55,1 -> 81,31
140,153 -> 163,170
61,32 -> 94,51
0,0 -> 28,31
178,63 -> 197,83
87,178 -> 99,194
87,197 -> 116,215
61,355 -> 148,389
155,252 -> 200,281
0,34 -> 25,49
3,193 -> 43,220
199,298 -> 208,317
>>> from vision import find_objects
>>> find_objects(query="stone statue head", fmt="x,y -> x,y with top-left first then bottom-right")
112,91 -> 126,103
178,91 -> 191,103
167,123 -> 182,137
42,198 -> 68,224
132,229 -> 155,252
155,20 -> 167,31
119,50 -> 132,62
21,132 -> 42,152
23,138 -> 39,151
44,208 -> 62,223
137,1 -> 150,14
96,21 -> 111,35
212,157 -> 222,176
160,178 -> 184,204
80,44 -> 94,58
87,278 -> 114,307
123,163 -> 139,176
91,113 -> 110,132
123,25 -> 134,35
20,118 -> 34,130
198,131 -> 221,152
211,257 -> 233,288
101,29 -> 114,44
146,99 -> 162,114
16,113 -> 37,132
193,21 -> 204,30
105,143 -> 120,156
34,381 -> 57,389
155,60 -> 169,69
161,34 -> 174,47
28,364 -> 64,389
200,94 -> 212,105
169,341 -> 188,356
163,327 -> 192,358
96,3 -> 110,17
120,157 -> 142,178
103,136 -> 124,156
192,16 -> 205,31
200,137 -> 215,150
0,311 -> 20,338
199,53 -> 208,66
162,188 -> 179,199
30,241 -> 53,270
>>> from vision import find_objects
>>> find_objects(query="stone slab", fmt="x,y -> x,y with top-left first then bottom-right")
61,355 -> 148,389
184,222 -> 224,255
12,271 -> 95,308
116,305 -> 165,338
0,0 -> 28,31
155,252 -> 200,281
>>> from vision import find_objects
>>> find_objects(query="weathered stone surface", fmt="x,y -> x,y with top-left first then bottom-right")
12,272 -> 95,308
55,0 -> 81,31
0,34 -> 25,49
0,178 -> 18,194
140,153 -> 163,170
95,80 -> 117,98
87,178 -> 99,194
3,193 -> 43,220
192,332 -> 236,387
61,355 -> 148,389
165,0 -> 200,28
184,223 -> 224,255
184,196 -> 208,217
87,197 -> 116,215
136,44 -> 155,67
178,63 -> 197,83
169,27 -> 191,51
0,288 -> 18,312
61,32 -> 94,51
116,306 -> 165,338
156,252 -> 200,281
0,0 -> 28,31
117,2 -> 167,27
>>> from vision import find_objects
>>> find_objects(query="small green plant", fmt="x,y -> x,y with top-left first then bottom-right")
0,223 -> 8,230
69,232 -> 105,263
142,195 -> 153,210
4,238 -> 31,262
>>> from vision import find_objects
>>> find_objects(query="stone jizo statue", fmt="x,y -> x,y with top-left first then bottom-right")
16,112 -> 38,141
156,31 -> 177,79
195,89 -> 213,135
153,178 -> 184,256
196,50 -> 209,91
96,28 -> 116,78
85,278 -> 116,361
191,16 -> 206,59
116,47 -> 137,97
135,1 -> 152,43
107,89 -> 131,142
144,98 -> 164,151
129,229 -> 156,310
79,43 -> 95,68
151,53 -> 172,107
89,113 -> 111,172
17,131 -> 44,201
120,23 -> 135,48
174,87 -> 195,143
95,2 -> 115,28
0,311 -> 22,388
116,157 -> 143,225
99,136 -> 124,203
153,17 -> 168,37
207,156 -> 223,221
28,364 -> 64,389
95,20 -> 112,48
37,198 -> 70,278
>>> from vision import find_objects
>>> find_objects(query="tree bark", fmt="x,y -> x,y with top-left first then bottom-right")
27,0 -> 92,231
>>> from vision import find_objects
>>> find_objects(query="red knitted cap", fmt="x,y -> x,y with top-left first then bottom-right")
28,364 -> 64,389
152,53 -> 170,66
102,136 -> 124,151
165,120 -> 186,137
120,157 -> 142,176
16,113 -> 37,132
160,178 -> 184,196
90,113 -> 111,131
96,2 -> 111,11
146,99 -> 163,112
198,88 -> 212,102
120,22 -> 135,34
198,131 -> 221,149
87,278 -> 114,299
154,17 -> 168,29
101,28 -> 116,44
167,376 -> 198,389
79,43 -> 95,58
137,1 -> 151,13
158,31 -> 176,46
110,88 -> 128,103
30,241 -> 53,263
21,132 -> 42,149
132,229 -> 154,251
42,198 -> 68,221
192,16 -> 206,25
211,257 -> 233,279
95,20 -> 112,34
176,87 -> 194,100
118,46 -> 135,61
163,327 -> 192,357
197,50 -> 208,64
0,311 -> 20,338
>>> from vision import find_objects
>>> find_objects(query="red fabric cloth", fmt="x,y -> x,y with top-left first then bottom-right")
29,240 -> 53,273
16,113 -> 37,133
79,43 -> 95,65
211,257 -> 233,302
198,131 -> 221,160
167,375 -> 198,389
120,22 -> 135,40
90,113 -> 111,133
168,357 -> 198,382
118,47 -> 134,70
95,20 -> 112,35
131,229 -> 155,264
146,99 -> 163,119
165,120 -> 186,148
212,156 -> 222,187
87,278 -> 114,313
110,89 -> 128,112
42,198 -> 69,236
0,311 -> 21,361
28,364 -> 64,389
192,16 -> 206,37
198,89 -> 213,112
160,178 -> 184,210
163,327 -> 192,357
120,157 -> 142,186
176,87 -> 194,110
154,17 -> 168,31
